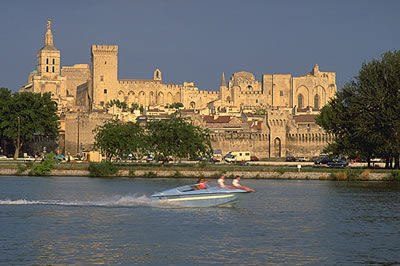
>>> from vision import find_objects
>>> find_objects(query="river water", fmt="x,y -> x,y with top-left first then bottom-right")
0,176 -> 400,265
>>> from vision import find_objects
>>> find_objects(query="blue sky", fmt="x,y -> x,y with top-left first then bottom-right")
1,0 -> 399,92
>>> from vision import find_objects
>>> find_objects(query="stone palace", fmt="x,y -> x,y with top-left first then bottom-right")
20,19 -> 337,159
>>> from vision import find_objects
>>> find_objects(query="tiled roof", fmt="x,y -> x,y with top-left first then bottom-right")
203,115 -> 231,123
293,114 -> 318,123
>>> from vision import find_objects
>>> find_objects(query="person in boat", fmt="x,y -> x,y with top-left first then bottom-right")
195,178 -> 210,190
217,175 -> 226,188
217,175 -> 234,189
232,176 -> 256,192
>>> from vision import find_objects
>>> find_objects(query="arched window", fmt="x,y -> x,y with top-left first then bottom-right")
314,94 -> 320,109
46,66 -> 49,72
52,66 -> 55,72
298,94 -> 303,109
53,58 -> 55,64
46,58 -> 49,64
274,138 -> 281,158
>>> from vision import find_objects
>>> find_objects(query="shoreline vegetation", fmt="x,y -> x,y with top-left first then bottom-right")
1,161 -> 400,182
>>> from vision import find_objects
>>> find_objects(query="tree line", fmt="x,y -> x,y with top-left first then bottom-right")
0,88 -> 59,159
93,114 -> 212,161
316,50 -> 400,168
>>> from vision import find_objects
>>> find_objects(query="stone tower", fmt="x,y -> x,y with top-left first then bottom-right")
37,19 -> 61,77
25,18 -> 67,102
90,45 -> 119,109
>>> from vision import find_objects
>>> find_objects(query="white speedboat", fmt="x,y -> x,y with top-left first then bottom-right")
151,184 -> 251,207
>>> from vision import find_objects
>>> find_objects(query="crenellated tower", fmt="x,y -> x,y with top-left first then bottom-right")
90,45 -> 119,109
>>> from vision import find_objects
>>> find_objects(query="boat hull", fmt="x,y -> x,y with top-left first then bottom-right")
152,186 -> 249,207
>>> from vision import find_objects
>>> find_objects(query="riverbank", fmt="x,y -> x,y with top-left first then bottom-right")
0,163 -> 398,181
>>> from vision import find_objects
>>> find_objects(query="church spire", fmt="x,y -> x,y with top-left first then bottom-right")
220,72 -> 226,87
44,18 -> 54,46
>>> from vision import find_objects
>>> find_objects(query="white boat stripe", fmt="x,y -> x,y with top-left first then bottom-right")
165,194 -> 235,202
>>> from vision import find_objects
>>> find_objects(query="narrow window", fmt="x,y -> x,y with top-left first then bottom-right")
52,66 -> 55,72
314,94 -> 320,109
298,94 -> 303,109
100,76 -> 104,82
46,58 -> 49,64
53,58 -> 55,64
104,89 -> 107,94
280,91 -> 283,96
46,66 -> 49,72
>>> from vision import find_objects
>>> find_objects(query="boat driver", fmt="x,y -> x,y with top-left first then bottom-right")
195,178 -> 210,190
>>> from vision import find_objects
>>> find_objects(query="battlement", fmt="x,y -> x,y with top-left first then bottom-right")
119,79 -> 159,85
240,91 -> 262,95
165,84 -> 181,89
91,44 -> 118,55
199,90 -> 219,95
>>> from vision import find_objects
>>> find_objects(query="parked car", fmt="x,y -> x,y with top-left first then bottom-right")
250,155 -> 259,161
296,156 -> 307,162
327,159 -> 348,168
285,156 -> 296,162
314,156 -> 331,165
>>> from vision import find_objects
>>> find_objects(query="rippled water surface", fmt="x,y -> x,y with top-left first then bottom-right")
1,176 -> 400,265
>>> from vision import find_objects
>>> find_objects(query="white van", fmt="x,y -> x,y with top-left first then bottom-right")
224,151 -> 251,163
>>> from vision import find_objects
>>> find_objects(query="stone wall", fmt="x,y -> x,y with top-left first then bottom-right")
210,132 -> 270,158
64,111 -> 113,156
61,64 -> 90,97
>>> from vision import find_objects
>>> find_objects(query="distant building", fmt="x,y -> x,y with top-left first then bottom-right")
20,19 -> 337,159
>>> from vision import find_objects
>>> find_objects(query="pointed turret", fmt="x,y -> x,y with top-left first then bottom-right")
220,72 -> 226,87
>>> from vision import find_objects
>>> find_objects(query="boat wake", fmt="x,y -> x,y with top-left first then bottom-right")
0,195 -> 155,208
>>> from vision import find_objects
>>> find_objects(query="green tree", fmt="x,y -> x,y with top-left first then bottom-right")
165,102 -> 184,109
93,120 -> 144,160
106,99 -> 128,111
0,89 -> 59,159
316,50 -> 400,168
145,114 -> 212,161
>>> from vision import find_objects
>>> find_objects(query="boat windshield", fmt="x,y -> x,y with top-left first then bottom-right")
177,185 -> 196,192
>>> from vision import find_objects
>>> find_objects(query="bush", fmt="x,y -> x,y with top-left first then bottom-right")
275,167 -> 286,175
88,161 -> 118,177
360,170 -> 370,181
16,164 -> 28,175
198,160 -> 208,168
390,170 -> 400,181
128,168 -> 136,177
329,171 -> 348,181
172,171 -> 184,178
144,171 -> 157,178
29,152 -> 57,176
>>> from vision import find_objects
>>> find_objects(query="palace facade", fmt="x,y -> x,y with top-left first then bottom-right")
20,20 -> 337,159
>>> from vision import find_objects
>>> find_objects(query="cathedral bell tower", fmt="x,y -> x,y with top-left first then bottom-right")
37,19 -> 60,77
